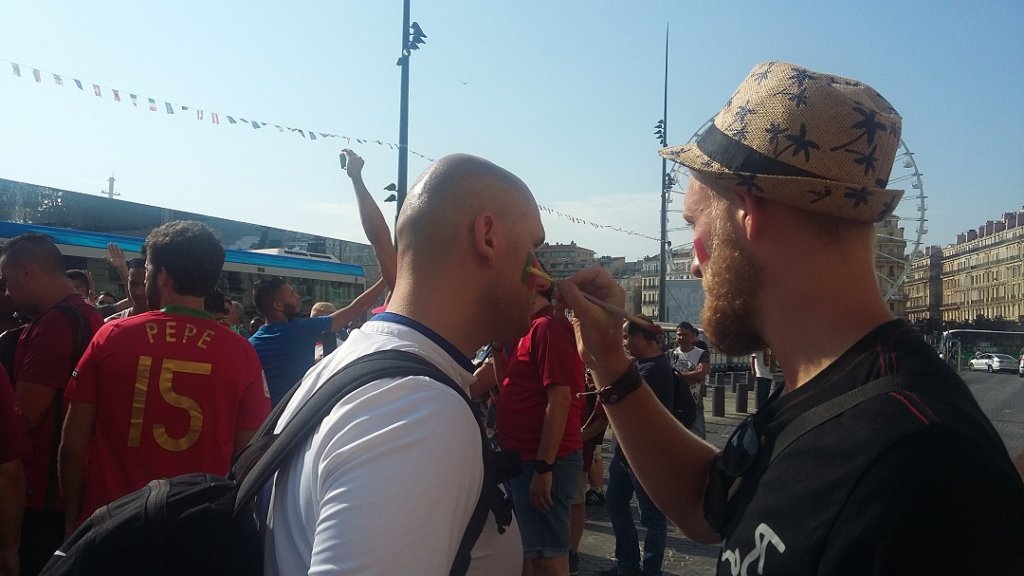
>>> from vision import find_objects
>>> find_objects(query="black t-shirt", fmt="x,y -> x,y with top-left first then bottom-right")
616,353 -> 675,462
712,320 -> 1024,575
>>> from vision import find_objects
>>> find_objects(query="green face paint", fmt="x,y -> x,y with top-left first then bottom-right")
521,251 -> 536,286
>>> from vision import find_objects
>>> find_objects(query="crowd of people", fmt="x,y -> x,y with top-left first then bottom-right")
1,59 -> 1023,576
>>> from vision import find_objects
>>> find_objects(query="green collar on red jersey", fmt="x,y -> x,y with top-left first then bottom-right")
161,305 -> 215,320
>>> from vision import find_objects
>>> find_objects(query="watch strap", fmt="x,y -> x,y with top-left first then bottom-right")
597,362 -> 643,405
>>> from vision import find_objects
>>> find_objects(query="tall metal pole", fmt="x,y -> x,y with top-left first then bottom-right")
396,0 -> 411,224
658,24 -> 669,322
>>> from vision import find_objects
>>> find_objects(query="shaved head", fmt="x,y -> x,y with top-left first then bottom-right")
389,153 -> 545,349
397,154 -> 537,268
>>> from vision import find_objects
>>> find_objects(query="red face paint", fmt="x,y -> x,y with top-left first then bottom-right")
694,237 -> 710,265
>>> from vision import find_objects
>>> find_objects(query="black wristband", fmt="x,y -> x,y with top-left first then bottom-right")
535,460 -> 554,474
597,362 -> 643,405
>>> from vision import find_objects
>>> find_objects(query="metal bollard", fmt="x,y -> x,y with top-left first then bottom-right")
736,381 -> 748,413
730,372 -> 737,393
712,382 -> 725,417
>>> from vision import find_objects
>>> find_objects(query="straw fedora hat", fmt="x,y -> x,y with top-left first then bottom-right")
660,61 -> 904,223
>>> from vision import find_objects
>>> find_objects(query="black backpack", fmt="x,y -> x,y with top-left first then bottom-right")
671,369 -> 698,429
42,349 -> 511,576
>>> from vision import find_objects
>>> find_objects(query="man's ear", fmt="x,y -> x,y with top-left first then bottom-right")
473,212 -> 498,265
732,188 -> 764,242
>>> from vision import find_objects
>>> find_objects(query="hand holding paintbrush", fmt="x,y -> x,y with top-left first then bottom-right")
526,266 -> 656,330
536,265 -> 636,386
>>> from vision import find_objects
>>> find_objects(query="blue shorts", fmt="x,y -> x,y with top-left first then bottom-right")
507,451 -> 583,559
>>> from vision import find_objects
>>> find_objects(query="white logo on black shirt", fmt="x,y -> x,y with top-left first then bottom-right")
721,523 -> 786,576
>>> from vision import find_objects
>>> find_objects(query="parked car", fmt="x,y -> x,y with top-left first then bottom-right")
967,353 -> 1018,373
1019,354 -> 1024,378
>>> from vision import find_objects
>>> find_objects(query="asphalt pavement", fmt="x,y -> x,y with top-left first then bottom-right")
575,380 -> 752,576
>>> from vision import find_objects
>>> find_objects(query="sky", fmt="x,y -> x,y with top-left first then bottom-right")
1,1 -> 1022,262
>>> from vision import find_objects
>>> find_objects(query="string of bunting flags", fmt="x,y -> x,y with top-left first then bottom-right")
2,57 -> 437,162
4,57 -> 660,244
535,205 -> 660,242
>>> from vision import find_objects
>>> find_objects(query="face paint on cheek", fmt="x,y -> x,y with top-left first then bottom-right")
694,237 -> 711,266
521,251 -> 540,290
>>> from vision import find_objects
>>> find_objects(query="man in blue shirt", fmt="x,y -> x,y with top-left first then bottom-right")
249,276 -> 383,405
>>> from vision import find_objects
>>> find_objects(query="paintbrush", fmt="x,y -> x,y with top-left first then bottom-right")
526,266 -> 657,329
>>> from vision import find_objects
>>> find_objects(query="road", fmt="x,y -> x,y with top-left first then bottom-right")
960,369 -> 1024,459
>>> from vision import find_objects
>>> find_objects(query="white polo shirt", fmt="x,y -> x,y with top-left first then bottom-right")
264,316 -> 522,575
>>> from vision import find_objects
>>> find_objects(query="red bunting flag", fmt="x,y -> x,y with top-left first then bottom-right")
112,89 -> 121,102
211,113 -> 219,125
93,84 -> 102,97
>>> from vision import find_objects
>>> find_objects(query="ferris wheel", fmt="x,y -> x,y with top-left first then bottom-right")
668,117 -> 927,302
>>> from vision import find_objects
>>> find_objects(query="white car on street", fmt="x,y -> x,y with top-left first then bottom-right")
968,353 -> 1018,373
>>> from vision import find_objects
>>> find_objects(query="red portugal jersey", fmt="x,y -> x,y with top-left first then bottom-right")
66,306 -> 270,522
15,294 -> 103,510
496,305 -> 584,461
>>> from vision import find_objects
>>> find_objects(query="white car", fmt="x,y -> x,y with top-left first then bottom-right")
1019,355 -> 1024,378
968,353 -> 1018,373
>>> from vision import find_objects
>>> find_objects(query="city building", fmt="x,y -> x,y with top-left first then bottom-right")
534,241 -> 596,280
0,177 -> 380,291
875,215 -> 909,317
939,209 -> 1024,327
904,246 -> 943,323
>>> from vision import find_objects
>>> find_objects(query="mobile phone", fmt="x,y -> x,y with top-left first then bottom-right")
339,153 -> 347,170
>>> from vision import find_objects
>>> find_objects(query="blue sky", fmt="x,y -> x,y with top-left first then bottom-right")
1,1 -> 1021,261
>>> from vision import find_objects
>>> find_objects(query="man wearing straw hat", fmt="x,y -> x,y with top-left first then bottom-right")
558,62 -> 1024,574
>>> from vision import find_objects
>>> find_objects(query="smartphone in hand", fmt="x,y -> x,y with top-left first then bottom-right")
339,153 -> 347,170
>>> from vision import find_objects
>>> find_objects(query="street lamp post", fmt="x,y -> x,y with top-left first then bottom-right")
656,24 -> 670,322
395,0 -> 426,227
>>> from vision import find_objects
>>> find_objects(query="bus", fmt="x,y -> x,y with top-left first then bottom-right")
0,220 -> 368,316
939,329 -> 1024,372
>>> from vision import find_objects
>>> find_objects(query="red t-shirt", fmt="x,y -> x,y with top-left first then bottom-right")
496,305 -> 584,461
66,307 -> 270,522
0,364 -> 30,464
14,294 -> 103,510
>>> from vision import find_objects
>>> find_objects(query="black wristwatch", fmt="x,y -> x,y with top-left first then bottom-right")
597,362 -> 643,405
535,459 -> 554,474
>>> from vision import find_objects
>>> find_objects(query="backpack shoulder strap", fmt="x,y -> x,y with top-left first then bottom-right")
232,349 -> 492,576
768,376 -> 905,467
53,303 -> 93,364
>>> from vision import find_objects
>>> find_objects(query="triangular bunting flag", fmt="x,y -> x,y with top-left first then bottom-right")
251,120 -> 260,129
165,102 -> 174,114
112,89 -> 120,102
197,110 -> 204,120
74,79 -> 83,90
93,84 -> 102,97
11,63 -> 20,77
211,113 -> 219,125
309,132 -> 317,140
33,69 -> 41,82
130,94 -> 138,107
52,74 -> 63,86
148,98 -> 157,111
226,116 -> 236,124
